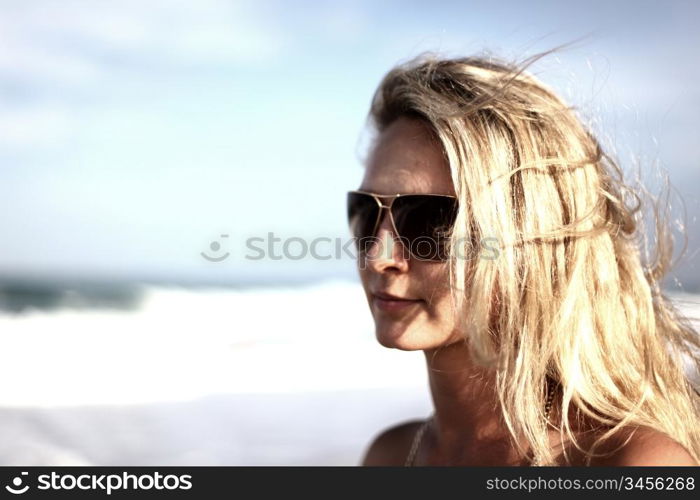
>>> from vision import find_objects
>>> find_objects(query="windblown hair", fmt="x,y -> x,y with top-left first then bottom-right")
366,47 -> 700,465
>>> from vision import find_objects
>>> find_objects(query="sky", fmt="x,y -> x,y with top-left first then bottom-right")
0,0 -> 698,289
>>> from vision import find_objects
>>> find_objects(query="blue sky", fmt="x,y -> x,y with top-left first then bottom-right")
0,0 -> 698,288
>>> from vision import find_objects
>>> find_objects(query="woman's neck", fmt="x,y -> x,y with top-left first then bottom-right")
423,339 -> 527,465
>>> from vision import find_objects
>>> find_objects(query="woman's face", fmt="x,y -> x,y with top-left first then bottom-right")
357,116 -> 465,351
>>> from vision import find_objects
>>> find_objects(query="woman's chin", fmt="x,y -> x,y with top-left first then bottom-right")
374,324 -> 437,351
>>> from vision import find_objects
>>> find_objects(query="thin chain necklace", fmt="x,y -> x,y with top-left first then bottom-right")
405,378 -> 557,466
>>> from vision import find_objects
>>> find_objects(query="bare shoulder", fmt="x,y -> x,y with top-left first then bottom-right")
590,426 -> 698,466
360,419 -> 425,466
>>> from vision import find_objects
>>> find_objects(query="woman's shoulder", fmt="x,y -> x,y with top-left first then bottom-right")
599,426 -> 697,466
360,419 -> 426,466
360,420 -> 698,466
581,426 -> 698,466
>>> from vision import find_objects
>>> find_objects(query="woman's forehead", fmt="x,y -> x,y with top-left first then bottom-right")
362,117 -> 455,196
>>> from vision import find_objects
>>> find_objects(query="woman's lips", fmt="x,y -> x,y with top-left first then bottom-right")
372,294 -> 423,312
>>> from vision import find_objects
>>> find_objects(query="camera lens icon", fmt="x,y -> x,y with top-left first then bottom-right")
201,234 -> 230,262
5,472 -> 29,494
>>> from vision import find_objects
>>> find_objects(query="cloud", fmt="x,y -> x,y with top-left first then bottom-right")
0,0 -> 292,150
0,0 -> 288,87
0,104 -> 74,148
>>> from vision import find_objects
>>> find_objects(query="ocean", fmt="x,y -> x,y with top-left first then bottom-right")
0,278 -> 697,465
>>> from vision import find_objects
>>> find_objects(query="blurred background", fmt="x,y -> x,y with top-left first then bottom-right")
0,0 -> 698,465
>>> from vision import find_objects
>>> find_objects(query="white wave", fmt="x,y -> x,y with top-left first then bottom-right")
0,281 -> 697,465
0,279 -> 426,407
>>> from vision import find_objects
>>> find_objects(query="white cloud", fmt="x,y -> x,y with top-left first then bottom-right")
0,0 -> 288,86
0,1 -> 291,149
313,2 -> 371,43
0,105 -> 74,148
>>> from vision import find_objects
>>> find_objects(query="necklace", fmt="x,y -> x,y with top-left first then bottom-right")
405,378 -> 557,466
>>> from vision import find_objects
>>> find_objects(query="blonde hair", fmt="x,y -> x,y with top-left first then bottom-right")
366,46 -> 700,465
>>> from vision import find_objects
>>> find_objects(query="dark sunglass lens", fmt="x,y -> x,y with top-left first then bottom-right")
347,192 -> 380,245
392,195 -> 457,260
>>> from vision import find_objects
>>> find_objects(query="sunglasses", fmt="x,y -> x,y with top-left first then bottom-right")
347,190 -> 458,261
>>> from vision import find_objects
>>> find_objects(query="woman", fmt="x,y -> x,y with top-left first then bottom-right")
347,49 -> 700,466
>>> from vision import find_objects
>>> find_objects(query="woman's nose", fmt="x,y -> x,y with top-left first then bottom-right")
364,208 -> 409,272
